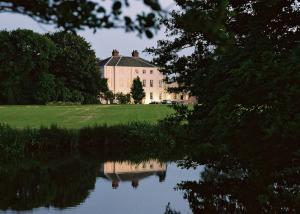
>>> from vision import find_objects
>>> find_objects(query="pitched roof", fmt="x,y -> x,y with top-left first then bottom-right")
99,56 -> 156,68
99,57 -> 111,66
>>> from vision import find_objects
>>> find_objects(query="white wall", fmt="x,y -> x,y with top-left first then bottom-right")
104,66 -> 167,104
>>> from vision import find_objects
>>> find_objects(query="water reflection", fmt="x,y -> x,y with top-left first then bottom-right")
175,156 -> 299,213
0,157 -> 201,214
100,160 -> 167,189
1,155 -> 297,213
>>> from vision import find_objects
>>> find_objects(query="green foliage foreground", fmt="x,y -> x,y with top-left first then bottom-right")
148,0 -> 300,147
0,122 -> 179,161
0,0 -> 163,38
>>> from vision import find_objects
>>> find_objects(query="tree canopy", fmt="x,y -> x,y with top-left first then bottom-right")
0,29 -> 56,104
148,0 -> 300,144
47,31 -> 103,104
0,0 -> 165,38
0,29 -> 107,104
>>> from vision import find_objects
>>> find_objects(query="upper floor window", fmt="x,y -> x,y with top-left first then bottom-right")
150,70 -> 153,74
135,69 -> 139,74
150,80 -> 153,87
159,80 -> 163,88
142,79 -> 146,87
142,69 -> 146,74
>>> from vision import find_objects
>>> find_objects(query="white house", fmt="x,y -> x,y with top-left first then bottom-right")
99,50 -> 193,104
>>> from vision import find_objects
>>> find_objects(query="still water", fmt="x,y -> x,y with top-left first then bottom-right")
0,159 -> 203,214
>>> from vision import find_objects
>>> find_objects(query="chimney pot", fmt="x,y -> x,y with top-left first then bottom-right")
112,49 -> 119,57
132,50 -> 139,58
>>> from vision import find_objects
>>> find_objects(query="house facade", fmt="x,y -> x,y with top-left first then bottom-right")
99,50 -> 193,104
100,160 -> 166,189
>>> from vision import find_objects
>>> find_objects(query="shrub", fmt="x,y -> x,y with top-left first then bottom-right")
115,92 -> 131,104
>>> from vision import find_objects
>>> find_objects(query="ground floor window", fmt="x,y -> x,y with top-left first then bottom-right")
159,93 -> 162,100
150,92 -> 153,100
150,80 -> 153,87
159,80 -> 163,87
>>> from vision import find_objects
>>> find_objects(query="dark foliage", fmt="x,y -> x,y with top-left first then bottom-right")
47,31 -> 103,104
0,122 -> 176,161
0,29 -> 56,104
146,1 -> 300,212
0,0 -> 164,38
115,92 -> 131,104
147,0 -> 300,160
131,76 -> 145,104
0,30 -> 107,104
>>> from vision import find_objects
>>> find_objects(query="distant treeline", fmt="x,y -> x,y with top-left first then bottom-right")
0,29 -> 107,104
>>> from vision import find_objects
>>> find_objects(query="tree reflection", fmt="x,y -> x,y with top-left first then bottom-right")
176,155 -> 299,213
0,156 -> 100,210
0,157 -> 168,211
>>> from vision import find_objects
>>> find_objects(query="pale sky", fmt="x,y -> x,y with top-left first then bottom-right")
0,0 -> 175,60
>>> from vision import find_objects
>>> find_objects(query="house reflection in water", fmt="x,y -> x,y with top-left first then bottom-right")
100,160 -> 167,189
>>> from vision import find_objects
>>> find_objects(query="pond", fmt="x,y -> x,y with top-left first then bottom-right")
0,124 -> 298,213
0,157 -> 203,214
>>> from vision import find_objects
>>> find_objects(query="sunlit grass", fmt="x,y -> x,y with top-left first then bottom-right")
0,104 -> 174,129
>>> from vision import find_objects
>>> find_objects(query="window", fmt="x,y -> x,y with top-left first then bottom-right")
142,79 -> 146,87
135,69 -> 139,74
159,93 -> 162,100
150,70 -> 153,74
159,80 -> 163,88
143,69 -> 146,74
180,95 -> 184,100
150,92 -> 153,100
150,80 -> 153,87
173,94 -> 177,100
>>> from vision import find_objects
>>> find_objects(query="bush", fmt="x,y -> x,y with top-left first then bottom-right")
115,92 -> 131,104
0,123 -> 178,161
34,73 -> 56,104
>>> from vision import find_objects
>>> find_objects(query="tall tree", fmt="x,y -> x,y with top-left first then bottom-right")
147,2 -> 300,211
0,0 -> 164,38
0,29 -> 56,104
148,0 -> 300,145
131,77 -> 145,104
47,31 -> 102,104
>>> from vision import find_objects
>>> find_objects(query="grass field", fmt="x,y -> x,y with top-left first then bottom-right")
0,105 -> 174,129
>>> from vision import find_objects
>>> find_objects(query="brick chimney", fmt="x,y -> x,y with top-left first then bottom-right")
131,50 -> 139,58
112,49 -> 119,57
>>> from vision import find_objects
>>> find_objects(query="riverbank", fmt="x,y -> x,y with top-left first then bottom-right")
0,123 -> 183,161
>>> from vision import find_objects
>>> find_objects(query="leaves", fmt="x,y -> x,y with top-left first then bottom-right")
0,0 -> 164,38
149,0 -> 300,144
130,77 -> 146,104
0,30 -> 105,104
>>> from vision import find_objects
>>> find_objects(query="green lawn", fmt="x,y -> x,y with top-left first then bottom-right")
0,105 -> 174,129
